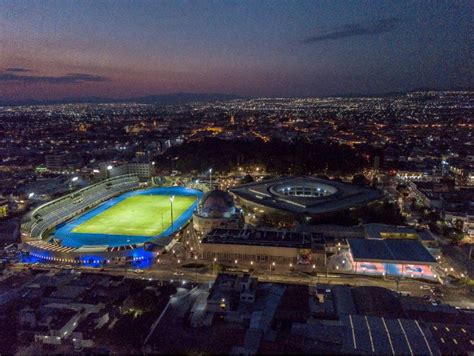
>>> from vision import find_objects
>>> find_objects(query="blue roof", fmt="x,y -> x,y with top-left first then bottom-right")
348,238 -> 436,264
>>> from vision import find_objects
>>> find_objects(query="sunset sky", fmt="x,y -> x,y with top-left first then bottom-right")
0,0 -> 472,101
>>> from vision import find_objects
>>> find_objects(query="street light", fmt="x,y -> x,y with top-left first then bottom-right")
169,195 -> 175,228
107,165 -> 113,170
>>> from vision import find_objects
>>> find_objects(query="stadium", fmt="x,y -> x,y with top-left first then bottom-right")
230,176 -> 382,222
21,174 -> 202,265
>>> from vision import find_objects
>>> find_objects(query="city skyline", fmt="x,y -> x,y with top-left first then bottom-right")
1,0 -> 472,101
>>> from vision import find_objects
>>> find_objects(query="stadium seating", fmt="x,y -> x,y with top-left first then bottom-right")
23,174 -> 139,239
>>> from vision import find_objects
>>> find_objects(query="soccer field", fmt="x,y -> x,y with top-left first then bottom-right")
71,195 -> 196,236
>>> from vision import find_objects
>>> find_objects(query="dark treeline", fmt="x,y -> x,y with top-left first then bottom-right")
158,138 -> 367,175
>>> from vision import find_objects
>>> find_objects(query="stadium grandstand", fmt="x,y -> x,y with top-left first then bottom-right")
21,174 -> 142,263
22,174 -> 140,240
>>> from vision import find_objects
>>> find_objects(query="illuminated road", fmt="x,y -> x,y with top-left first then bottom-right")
11,262 -> 473,310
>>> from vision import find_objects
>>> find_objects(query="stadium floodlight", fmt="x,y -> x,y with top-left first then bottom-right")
169,195 -> 175,228
72,176 -> 79,182
107,165 -> 113,170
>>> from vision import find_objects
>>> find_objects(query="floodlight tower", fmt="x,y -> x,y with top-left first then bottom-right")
209,168 -> 213,190
169,195 -> 175,228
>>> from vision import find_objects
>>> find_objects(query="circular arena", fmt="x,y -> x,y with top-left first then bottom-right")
21,174 -> 202,265
230,176 -> 382,218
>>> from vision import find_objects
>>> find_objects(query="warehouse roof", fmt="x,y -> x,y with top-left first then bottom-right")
348,238 -> 436,264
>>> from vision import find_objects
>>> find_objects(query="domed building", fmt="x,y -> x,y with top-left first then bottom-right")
193,190 -> 243,235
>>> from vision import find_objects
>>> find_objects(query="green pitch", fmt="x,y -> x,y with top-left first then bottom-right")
72,195 -> 196,236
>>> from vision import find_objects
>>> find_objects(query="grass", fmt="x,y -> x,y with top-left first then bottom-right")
72,195 -> 196,236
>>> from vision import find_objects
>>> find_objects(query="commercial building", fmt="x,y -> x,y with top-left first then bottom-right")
100,162 -> 156,180
201,228 -> 326,267
345,238 -> 437,280
45,154 -> 81,173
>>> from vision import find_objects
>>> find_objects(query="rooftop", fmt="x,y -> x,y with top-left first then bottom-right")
230,176 -> 382,215
341,314 -> 439,355
348,238 -> 436,264
202,228 -> 323,248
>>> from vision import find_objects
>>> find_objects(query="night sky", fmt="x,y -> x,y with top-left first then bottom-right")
0,0 -> 472,100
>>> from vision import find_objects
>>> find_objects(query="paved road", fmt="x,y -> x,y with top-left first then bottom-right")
443,245 -> 474,279
11,262 -> 473,309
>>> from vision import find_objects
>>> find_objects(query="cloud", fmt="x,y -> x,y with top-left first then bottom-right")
304,17 -> 401,43
5,67 -> 32,72
0,72 -> 110,84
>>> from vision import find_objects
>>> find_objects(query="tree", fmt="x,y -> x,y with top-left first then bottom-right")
240,174 -> 254,184
352,174 -> 368,186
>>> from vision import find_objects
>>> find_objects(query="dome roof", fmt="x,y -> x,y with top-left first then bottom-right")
198,189 -> 235,218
